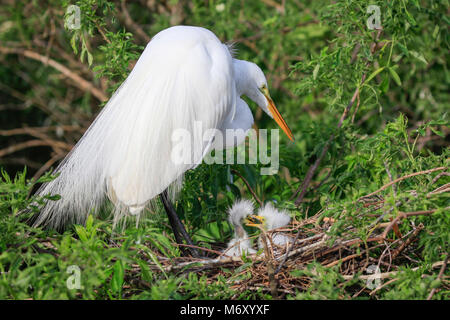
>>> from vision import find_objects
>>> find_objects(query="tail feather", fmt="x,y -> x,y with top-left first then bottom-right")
33,118 -> 108,229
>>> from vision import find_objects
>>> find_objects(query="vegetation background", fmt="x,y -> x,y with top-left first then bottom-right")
0,0 -> 448,299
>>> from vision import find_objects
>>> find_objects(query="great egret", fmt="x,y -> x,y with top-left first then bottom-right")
248,202 -> 292,251
223,199 -> 256,257
32,26 -> 293,254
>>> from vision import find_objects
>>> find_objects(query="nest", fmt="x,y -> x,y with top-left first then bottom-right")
131,167 -> 449,299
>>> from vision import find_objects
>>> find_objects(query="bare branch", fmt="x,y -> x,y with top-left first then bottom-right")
0,46 -> 108,102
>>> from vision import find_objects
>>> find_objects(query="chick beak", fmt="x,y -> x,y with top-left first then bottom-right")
262,88 -> 294,142
244,215 -> 265,227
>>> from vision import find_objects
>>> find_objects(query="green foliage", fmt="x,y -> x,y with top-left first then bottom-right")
290,263 -> 359,299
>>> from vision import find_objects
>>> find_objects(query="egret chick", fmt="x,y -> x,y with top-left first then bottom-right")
248,202 -> 292,251
223,199 -> 257,257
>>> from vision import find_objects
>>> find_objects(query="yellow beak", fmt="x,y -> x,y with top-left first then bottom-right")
244,215 -> 266,227
262,88 -> 294,142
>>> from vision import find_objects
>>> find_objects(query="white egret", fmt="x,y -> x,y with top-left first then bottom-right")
223,199 -> 256,257
32,26 -> 293,254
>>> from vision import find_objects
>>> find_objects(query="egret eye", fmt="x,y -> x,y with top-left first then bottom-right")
259,85 -> 269,96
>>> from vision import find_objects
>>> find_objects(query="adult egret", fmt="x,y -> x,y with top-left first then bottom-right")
223,199 -> 256,257
248,202 -> 292,251
32,26 -> 293,254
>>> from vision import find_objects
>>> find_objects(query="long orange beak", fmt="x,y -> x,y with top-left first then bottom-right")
264,92 -> 294,142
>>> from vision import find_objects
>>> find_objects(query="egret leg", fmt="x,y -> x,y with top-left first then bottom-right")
159,190 -> 200,258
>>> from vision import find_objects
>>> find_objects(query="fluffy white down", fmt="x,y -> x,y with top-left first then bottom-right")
223,199 -> 256,257
227,198 -> 254,228
257,202 -> 292,250
224,237 -> 256,257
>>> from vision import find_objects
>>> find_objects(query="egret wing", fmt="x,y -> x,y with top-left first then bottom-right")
102,26 -> 236,209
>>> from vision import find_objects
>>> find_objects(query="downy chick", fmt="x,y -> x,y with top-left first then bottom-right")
223,199 -> 257,257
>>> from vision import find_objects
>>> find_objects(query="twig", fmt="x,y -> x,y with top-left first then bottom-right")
0,125 -> 84,136
324,243 -> 386,268
0,127 -> 73,152
0,82 -> 68,124
350,89 -> 361,123
120,0 -> 151,44
382,208 -> 448,239
258,227 -> 279,299
28,152 -> 65,194
369,277 -> 399,296
0,140 -> 71,158
358,167 -> 446,201
342,260 -> 446,280
384,161 -> 397,197
231,168 -> 263,206
427,182 -> 450,197
427,254 -> 449,300
275,236 -> 327,262
391,223 -> 423,259
177,243 -> 227,257
429,171 -> 450,186
246,286 -> 293,295
0,46 -> 108,101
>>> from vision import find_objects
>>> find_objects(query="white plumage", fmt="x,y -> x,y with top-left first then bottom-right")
33,26 -> 293,229
223,199 -> 256,257
256,202 -> 292,250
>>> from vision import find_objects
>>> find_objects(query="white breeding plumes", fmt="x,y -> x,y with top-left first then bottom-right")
223,199 -> 256,256
257,202 -> 292,250
33,26 -> 293,229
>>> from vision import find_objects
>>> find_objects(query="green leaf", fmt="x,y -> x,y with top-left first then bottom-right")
313,63 -> 320,80
430,127 -> 444,137
397,43 -> 409,56
111,260 -> 124,294
432,25 -> 439,38
380,75 -> 390,93
409,51 -> 428,65
86,215 -> 94,232
87,51 -> 93,66
70,35 -> 78,54
365,67 -> 385,85
74,225 -> 88,242
388,68 -> 402,86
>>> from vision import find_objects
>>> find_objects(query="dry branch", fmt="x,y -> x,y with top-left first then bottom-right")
120,0 -> 151,44
0,46 -> 108,102
231,168 -> 263,206
342,260 -> 446,280
427,255 -> 448,300
358,166 -> 447,201
381,208 -> 448,240
0,140 -> 71,158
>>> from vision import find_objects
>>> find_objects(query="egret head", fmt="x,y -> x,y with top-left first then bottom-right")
258,202 -> 291,230
234,59 -> 294,141
227,199 -> 254,238
246,202 -> 291,230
